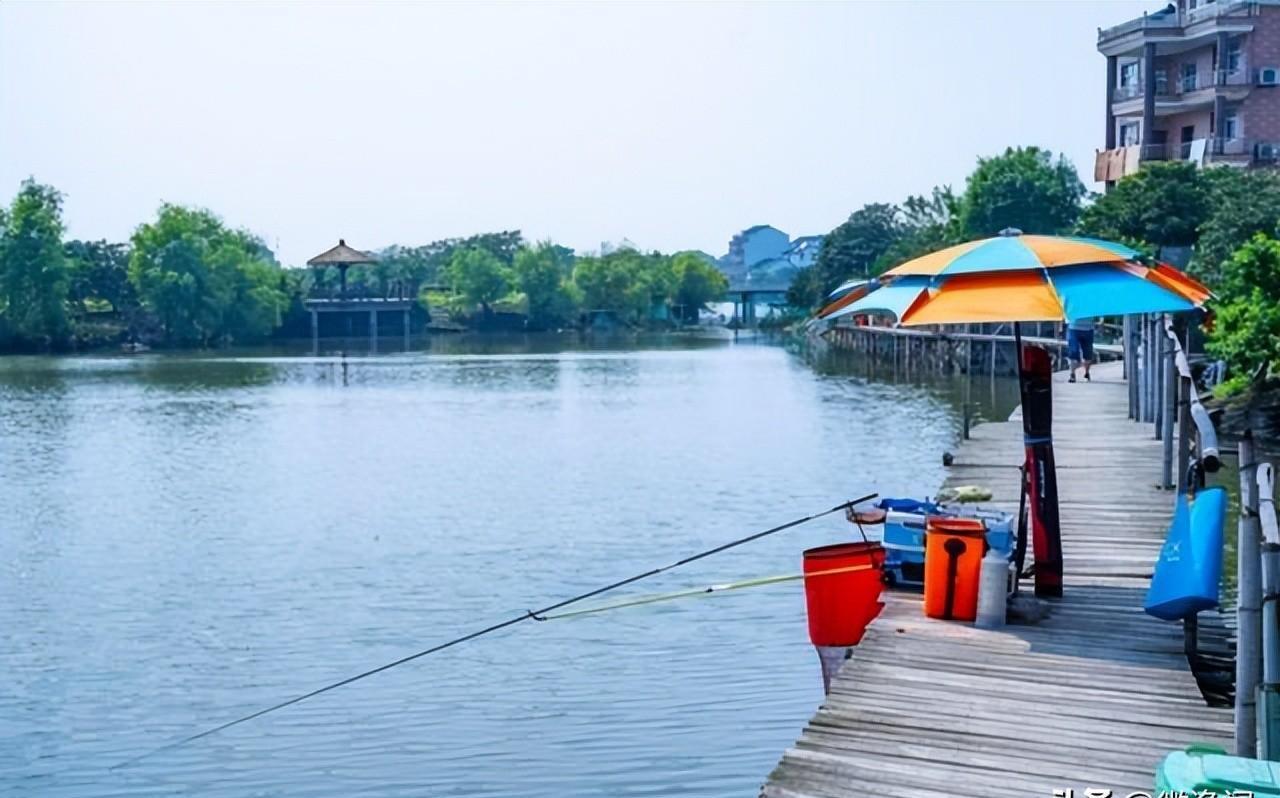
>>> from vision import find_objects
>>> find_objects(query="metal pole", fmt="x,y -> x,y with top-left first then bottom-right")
1258,461 -> 1280,760
1238,431 -> 1262,757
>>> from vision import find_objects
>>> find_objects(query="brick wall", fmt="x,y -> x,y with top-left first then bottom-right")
1245,7 -> 1280,143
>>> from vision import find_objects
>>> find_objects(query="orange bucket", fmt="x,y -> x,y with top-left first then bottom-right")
802,541 -> 886,646
923,517 -> 986,621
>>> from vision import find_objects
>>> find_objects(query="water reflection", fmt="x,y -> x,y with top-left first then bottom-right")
2,334 -> 1001,798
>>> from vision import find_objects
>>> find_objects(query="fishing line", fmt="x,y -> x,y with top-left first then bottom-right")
113,492 -> 877,769
537,563 -> 877,621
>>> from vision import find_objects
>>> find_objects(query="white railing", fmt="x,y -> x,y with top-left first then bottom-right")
1186,0 -> 1256,24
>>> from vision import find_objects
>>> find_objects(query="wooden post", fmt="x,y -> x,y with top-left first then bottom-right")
1154,321 -> 1165,439
1260,461 -> 1280,761
1177,366 -> 1192,493
1125,315 -> 1137,420
1238,431 -> 1263,757
310,308 -> 319,355
1161,320 -> 1176,488
963,324 -> 972,440
370,309 -> 378,353
403,308 -> 411,350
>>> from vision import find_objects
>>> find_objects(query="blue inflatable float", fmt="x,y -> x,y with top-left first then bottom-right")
1145,487 -> 1228,622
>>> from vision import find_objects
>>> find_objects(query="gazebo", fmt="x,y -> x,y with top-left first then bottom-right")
304,239 -> 413,352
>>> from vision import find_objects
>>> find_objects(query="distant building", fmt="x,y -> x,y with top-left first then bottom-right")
785,235 -> 824,269
721,225 -> 791,278
1097,0 -> 1280,179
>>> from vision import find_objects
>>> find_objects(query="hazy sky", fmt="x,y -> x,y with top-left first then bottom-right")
2,1 -> 1155,266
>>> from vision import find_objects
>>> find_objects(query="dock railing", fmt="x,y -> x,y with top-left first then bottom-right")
1124,313 -> 1219,490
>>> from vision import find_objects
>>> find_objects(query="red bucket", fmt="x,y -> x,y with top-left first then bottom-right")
802,541 -> 886,647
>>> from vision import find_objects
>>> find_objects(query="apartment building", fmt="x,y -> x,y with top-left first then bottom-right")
1097,0 -> 1280,180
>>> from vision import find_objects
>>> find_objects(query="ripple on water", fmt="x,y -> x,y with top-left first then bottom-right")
0,338 -> 1010,797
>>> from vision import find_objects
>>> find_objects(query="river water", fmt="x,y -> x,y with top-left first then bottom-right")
1,333 -> 1018,798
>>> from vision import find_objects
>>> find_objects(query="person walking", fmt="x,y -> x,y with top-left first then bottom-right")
1067,317 -> 1095,383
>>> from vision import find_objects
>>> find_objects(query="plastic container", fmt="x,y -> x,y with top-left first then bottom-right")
802,541 -> 886,647
974,547 -> 1009,629
1155,745 -> 1280,796
1145,487 -> 1227,621
923,517 -> 986,621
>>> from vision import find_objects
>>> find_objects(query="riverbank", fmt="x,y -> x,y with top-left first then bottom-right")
762,361 -> 1231,797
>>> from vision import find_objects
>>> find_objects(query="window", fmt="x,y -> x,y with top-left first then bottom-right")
1155,69 -> 1168,95
1182,63 -> 1198,92
1119,122 -> 1140,146
1226,40 -> 1242,73
1120,62 -> 1139,88
1224,112 -> 1239,140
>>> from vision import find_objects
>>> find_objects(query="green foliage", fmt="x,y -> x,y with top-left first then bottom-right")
513,241 -> 578,329
128,204 -> 286,344
572,248 -> 674,321
445,246 -> 512,312
1206,234 -> 1280,385
956,146 -> 1086,238
1,179 -> 70,342
65,239 -> 135,314
789,191 -> 962,310
1077,162 -> 1207,248
791,203 -> 904,308
871,187 -> 961,275
1191,169 -> 1280,284
670,252 -> 728,323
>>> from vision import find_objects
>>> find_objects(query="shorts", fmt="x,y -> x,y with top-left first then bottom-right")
1067,328 -> 1095,363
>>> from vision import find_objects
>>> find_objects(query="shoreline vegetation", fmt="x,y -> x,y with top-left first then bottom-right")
1,146 -> 1277,408
0,182 -> 733,355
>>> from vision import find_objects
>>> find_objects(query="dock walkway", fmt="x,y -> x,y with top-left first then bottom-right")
762,361 -> 1233,798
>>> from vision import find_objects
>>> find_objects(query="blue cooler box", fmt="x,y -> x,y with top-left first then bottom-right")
882,508 -> 1013,588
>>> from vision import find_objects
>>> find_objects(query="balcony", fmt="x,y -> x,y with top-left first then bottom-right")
1110,62 -> 1251,108
1099,1 -> 1258,54
1099,10 -> 1180,44
1185,1 -> 1255,25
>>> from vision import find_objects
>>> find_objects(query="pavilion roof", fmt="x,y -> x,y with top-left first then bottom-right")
306,239 -> 377,266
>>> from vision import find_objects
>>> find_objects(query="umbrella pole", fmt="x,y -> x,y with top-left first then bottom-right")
1013,321 -> 1024,384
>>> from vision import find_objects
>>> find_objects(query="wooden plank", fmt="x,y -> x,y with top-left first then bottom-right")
761,361 -> 1232,798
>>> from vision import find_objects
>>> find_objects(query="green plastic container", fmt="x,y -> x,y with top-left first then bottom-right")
1155,745 -> 1280,796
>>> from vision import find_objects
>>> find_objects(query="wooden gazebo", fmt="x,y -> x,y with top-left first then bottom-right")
304,239 -> 412,352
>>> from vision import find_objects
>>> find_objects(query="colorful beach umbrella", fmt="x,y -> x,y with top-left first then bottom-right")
825,231 -> 1210,325
812,229 -> 1212,600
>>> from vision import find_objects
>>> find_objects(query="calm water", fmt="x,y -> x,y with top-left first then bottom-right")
1,333 -> 1017,798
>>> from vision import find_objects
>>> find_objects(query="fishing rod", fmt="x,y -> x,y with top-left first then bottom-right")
114,491 -> 877,769
538,563 -> 878,621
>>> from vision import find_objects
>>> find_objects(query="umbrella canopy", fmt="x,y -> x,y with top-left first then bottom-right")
815,279 -> 876,319
884,233 -> 1142,277
826,231 -> 1210,326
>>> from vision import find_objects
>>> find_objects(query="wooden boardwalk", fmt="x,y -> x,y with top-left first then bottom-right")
762,361 -> 1233,798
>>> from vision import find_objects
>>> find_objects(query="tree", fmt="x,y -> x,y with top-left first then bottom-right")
956,146 -> 1086,239
513,241 -> 577,329
670,252 -> 728,323
1206,233 -> 1280,391
1077,162 -> 1208,248
792,203 -> 905,309
871,187 -> 961,275
0,179 -> 70,343
1191,168 -> 1280,283
572,248 -> 670,320
128,204 -> 286,344
445,246 -> 512,314
65,239 -> 135,314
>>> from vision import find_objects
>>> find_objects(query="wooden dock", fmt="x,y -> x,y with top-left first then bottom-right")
762,360 -> 1233,798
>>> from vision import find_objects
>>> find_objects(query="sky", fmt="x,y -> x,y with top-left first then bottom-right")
1,0 -> 1157,266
